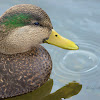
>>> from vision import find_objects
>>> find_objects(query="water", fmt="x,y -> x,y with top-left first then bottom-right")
6,79 -> 82,100
0,0 -> 100,100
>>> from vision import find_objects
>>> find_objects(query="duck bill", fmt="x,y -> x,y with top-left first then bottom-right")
45,29 -> 79,50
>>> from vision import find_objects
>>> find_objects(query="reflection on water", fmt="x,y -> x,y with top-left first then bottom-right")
6,79 -> 82,100
42,40 -> 100,100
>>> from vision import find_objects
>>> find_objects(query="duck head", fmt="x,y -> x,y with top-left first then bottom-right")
0,4 -> 79,54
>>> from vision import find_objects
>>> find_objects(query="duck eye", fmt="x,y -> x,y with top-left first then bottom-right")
34,22 -> 39,25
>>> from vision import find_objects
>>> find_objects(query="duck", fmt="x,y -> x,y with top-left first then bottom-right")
0,4 -> 79,98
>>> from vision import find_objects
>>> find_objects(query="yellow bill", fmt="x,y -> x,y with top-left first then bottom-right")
45,29 -> 79,50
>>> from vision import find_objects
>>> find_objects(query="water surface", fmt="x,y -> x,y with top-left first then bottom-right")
0,0 -> 100,100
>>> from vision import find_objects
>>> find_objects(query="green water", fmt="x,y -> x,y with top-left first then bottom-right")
6,79 -> 82,100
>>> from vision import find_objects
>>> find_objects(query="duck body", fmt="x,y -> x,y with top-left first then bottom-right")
0,45 -> 52,98
0,4 -> 79,99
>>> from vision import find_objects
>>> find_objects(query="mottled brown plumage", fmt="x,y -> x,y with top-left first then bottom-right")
0,46 -> 52,98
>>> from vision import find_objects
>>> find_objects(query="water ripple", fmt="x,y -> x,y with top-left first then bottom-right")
49,40 -> 100,89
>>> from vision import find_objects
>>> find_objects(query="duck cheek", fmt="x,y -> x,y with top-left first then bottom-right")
39,32 -> 50,43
